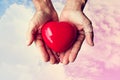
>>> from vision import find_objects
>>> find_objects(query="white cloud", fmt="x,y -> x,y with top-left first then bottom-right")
0,3 -> 37,65
88,0 -> 120,6
0,62 -> 66,80
0,3 -> 66,80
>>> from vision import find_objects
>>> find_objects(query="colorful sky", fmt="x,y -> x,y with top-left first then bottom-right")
0,0 -> 120,80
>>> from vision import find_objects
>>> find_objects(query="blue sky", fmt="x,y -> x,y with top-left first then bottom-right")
0,0 -> 64,17
0,0 -> 33,16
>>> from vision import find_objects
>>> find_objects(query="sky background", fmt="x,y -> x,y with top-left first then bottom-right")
0,0 -> 120,80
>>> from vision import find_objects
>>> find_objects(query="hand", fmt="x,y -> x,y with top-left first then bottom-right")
27,0 -> 59,64
59,0 -> 94,64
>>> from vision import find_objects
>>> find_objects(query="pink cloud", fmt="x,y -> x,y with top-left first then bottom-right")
64,0 -> 120,80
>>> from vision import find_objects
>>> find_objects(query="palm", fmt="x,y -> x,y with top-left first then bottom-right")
59,10 -> 92,64
27,8 -> 59,64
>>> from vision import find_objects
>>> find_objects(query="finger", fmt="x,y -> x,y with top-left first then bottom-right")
85,32 -> 94,46
45,46 -> 57,64
35,39 -> 49,62
69,33 -> 85,62
84,24 -> 94,46
63,49 -> 72,65
26,33 -> 34,46
59,53 -> 65,63
80,12 -> 94,46
27,21 -> 37,46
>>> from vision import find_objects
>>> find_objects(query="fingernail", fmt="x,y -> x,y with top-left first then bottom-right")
27,40 -> 32,46
69,57 -> 74,63
90,41 -> 94,46
91,42 -> 94,46
63,60 -> 69,65
69,59 -> 74,63
26,40 -> 29,46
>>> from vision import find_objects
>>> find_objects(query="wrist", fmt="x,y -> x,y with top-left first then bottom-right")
32,0 -> 53,10
33,0 -> 55,13
65,0 -> 86,11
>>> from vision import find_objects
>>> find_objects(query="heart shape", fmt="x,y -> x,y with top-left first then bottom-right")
41,21 -> 77,53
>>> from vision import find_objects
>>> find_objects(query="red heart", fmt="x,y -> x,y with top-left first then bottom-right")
41,21 -> 77,53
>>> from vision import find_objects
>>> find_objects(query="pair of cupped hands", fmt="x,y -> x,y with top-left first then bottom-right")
27,0 -> 94,65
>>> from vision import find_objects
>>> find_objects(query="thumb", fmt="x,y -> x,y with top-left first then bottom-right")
84,23 -> 94,46
85,31 -> 94,46
80,12 -> 94,46
26,22 -> 36,46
